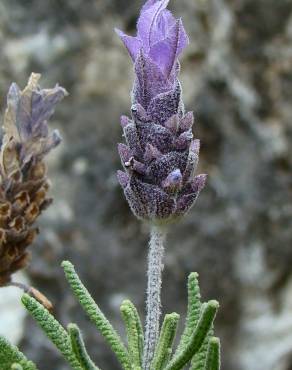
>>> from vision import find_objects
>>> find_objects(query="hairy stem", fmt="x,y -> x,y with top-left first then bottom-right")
143,225 -> 167,370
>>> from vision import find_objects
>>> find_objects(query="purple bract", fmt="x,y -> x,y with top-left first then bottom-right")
116,0 -> 206,223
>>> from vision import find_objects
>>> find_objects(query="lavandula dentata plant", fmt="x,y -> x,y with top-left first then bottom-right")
0,2 -> 221,369
116,0 -> 206,367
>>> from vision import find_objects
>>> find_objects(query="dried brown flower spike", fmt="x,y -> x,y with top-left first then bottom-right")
0,73 -> 67,286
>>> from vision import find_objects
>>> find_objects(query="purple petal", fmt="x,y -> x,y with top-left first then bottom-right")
115,29 -> 142,61
157,9 -> 177,36
31,86 -> 67,138
170,19 -> 189,57
137,0 -> 170,51
141,0 -> 159,12
149,40 -> 173,75
149,19 -> 189,76
17,98 -> 33,141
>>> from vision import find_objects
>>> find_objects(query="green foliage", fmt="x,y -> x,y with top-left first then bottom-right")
123,300 -> 144,361
165,300 -> 219,370
190,305 -> 214,370
176,273 -> 215,370
62,261 -> 131,370
204,337 -> 221,370
176,272 -> 202,355
68,324 -> 100,370
0,265 -> 221,370
11,365 -> 24,370
120,300 -> 143,369
21,294 -> 82,370
0,336 -> 37,370
150,313 -> 179,370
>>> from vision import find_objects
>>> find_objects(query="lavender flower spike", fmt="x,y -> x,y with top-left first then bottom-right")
116,0 -> 206,224
117,1 -> 207,368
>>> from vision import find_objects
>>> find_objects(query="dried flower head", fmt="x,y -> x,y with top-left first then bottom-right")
0,73 -> 67,285
116,0 -> 206,223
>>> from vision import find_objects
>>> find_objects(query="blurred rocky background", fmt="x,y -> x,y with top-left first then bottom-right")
0,0 -> 291,369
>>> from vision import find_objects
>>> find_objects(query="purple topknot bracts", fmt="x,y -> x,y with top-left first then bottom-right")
116,0 -> 206,223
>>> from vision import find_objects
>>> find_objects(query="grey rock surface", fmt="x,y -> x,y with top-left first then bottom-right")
0,0 -> 291,369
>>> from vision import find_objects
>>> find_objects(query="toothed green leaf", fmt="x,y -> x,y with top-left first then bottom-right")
120,300 -> 142,369
204,337 -> 220,370
150,312 -> 179,370
21,294 -> 82,370
175,272 -> 202,356
190,304 -> 214,370
165,300 -> 219,370
121,300 -> 144,361
0,336 -> 37,370
68,323 -> 100,370
62,261 -> 131,370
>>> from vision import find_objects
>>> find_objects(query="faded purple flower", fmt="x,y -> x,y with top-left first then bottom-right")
116,0 -> 206,223
0,73 -> 67,285
4,73 -> 67,165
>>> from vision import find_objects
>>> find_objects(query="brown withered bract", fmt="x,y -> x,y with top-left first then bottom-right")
0,73 -> 67,285
28,286 -> 53,312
